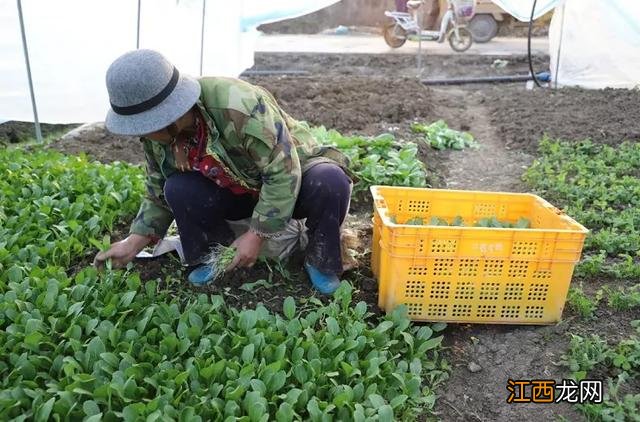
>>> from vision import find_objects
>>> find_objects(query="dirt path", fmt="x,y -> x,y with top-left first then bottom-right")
433,88 -> 534,192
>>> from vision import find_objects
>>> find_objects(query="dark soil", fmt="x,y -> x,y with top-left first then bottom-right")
135,251 -> 380,316
249,75 -> 435,134
252,52 -> 549,78
485,86 -> 640,153
50,126 -> 144,165
0,121 -> 78,144
32,52 -> 640,422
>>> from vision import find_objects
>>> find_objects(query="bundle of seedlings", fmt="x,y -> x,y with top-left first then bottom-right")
205,244 -> 237,280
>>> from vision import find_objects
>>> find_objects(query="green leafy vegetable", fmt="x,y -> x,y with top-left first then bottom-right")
524,139 -> 640,279
239,279 -> 274,292
388,215 -> 531,228
526,139 -> 640,422
474,217 -> 531,228
428,217 -> 449,226
411,120 -> 478,151
311,126 -> 428,194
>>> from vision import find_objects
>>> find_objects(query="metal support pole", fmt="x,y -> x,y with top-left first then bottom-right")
136,0 -> 141,49
199,0 -> 206,76
553,4 -> 566,89
16,0 -> 42,143
528,0 -> 541,87
417,5 -> 423,76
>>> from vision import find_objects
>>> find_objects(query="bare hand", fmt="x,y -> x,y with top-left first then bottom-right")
93,234 -> 151,269
227,231 -> 263,270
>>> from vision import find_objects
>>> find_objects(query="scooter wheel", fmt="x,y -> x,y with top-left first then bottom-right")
468,14 -> 498,43
448,27 -> 473,52
383,23 -> 407,48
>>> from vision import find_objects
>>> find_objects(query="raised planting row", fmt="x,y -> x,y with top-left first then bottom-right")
524,139 -> 640,280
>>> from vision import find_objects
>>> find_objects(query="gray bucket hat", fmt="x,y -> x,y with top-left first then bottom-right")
105,49 -> 201,136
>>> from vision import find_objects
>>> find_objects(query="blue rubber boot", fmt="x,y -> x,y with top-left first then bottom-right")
188,265 -> 215,286
304,262 -> 340,295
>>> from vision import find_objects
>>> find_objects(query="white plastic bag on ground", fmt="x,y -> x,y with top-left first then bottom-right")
135,219 -> 308,264
227,218 -> 309,260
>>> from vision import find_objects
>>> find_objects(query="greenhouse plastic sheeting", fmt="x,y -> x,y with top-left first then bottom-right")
241,0 -> 340,30
489,0 -> 564,22
550,0 -> 640,89
0,0 -> 338,123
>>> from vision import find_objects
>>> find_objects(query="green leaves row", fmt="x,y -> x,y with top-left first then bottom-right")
527,140 -> 640,421
560,320 -> 640,420
0,147 -> 447,420
311,126 -> 428,194
523,139 -> 640,280
0,149 -> 144,276
1,266 -> 446,421
411,120 -> 478,151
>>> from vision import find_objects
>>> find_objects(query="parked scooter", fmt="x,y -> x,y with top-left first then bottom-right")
383,0 -> 475,52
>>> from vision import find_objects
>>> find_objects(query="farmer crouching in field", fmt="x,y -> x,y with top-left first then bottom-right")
93,49 -> 351,294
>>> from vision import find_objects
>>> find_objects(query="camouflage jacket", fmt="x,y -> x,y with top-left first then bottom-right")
130,77 -> 349,240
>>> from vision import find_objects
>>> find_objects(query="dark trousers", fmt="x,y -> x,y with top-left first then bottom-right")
163,163 -> 351,275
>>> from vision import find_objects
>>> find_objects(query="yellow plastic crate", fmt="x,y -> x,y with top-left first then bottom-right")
371,186 -> 588,324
